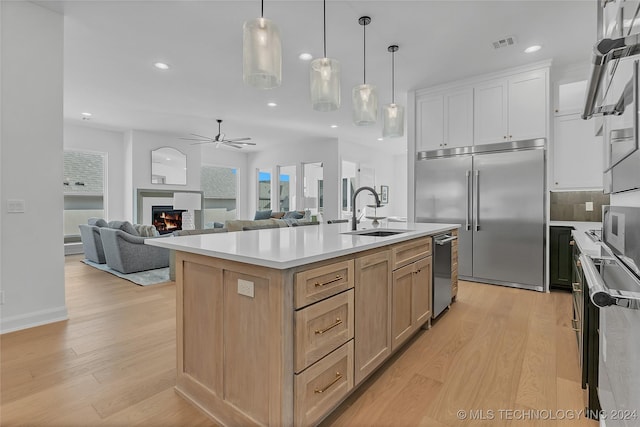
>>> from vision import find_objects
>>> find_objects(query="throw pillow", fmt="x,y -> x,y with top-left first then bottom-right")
271,211 -> 285,219
254,210 -> 272,220
90,218 -> 108,228
108,220 -> 140,236
134,224 -> 159,237
283,211 -> 304,219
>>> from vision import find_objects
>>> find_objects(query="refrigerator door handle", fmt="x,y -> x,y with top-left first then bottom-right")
465,170 -> 471,231
474,170 -> 480,231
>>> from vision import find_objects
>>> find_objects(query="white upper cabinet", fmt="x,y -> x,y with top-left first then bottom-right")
416,95 -> 444,152
416,87 -> 473,152
508,70 -> 547,141
473,69 -> 547,145
553,113 -> 603,189
554,80 -> 588,116
445,88 -> 474,148
473,79 -> 508,145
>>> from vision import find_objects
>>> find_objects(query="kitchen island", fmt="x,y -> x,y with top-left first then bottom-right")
146,222 -> 459,426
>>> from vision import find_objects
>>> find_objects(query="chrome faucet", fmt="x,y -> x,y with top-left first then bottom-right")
352,186 -> 381,230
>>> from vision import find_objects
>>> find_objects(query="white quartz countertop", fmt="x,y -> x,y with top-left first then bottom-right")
549,221 -> 602,258
145,222 -> 460,270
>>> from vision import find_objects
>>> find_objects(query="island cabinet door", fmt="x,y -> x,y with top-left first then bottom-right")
391,263 -> 414,351
412,256 -> 433,328
354,250 -> 392,386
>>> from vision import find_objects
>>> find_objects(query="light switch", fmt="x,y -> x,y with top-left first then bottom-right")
7,199 -> 25,213
237,279 -> 255,298
585,202 -> 594,212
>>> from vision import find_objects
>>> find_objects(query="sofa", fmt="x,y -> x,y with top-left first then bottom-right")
78,224 -> 106,264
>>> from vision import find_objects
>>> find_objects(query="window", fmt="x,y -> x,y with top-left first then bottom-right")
63,150 -> 106,241
257,168 -> 272,210
201,165 -> 238,224
279,165 -> 296,212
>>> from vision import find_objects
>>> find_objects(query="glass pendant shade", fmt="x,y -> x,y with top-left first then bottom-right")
352,84 -> 378,126
310,58 -> 340,111
243,17 -> 282,89
382,103 -> 405,137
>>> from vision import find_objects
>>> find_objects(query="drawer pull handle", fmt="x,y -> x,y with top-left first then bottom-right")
314,372 -> 343,394
572,283 -> 582,292
576,260 -> 582,268
570,240 -> 575,246
315,275 -> 343,287
315,318 -> 342,335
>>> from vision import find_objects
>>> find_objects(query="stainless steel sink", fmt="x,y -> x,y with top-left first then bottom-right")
342,229 -> 410,237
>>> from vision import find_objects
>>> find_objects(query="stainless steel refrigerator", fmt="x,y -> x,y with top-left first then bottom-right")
415,139 -> 545,292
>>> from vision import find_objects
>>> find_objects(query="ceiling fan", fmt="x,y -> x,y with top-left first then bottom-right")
180,119 -> 255,149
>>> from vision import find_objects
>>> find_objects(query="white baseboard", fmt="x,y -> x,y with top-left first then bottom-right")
64,242 -> 84,255
0,305 -> 68,334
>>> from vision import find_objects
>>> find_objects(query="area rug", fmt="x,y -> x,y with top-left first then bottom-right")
81,259 -> 171,286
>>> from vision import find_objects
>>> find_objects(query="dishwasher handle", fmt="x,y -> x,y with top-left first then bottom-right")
434,235 -> 458,245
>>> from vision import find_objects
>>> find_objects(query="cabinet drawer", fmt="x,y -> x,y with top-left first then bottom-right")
294,289 -> 354,373
391,237 -> 432,270
295,260 -> 354,309
295,341 -> 354,427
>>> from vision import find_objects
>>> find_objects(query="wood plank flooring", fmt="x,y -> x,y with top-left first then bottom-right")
1,255 -> 597,426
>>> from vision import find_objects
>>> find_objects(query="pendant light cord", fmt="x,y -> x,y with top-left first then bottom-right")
323,0 -> 327,58
363,24 -> 366,84
391,50 -> 395,103
261,0 -> 264,18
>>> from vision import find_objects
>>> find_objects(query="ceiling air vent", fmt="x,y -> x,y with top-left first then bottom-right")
492,36 -> 517,50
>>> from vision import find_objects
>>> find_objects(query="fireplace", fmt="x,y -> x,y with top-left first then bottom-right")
152,205 -> 185,235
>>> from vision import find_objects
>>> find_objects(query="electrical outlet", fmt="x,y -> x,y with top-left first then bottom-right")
237,279 -> 254,298
7,199 -> 25,213
585,201 -> 594,212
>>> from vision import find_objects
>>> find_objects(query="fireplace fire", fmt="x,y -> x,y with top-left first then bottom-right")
152,205 -> 185,235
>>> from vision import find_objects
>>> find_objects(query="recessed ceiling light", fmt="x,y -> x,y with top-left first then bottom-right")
299,53 -> 313,61
524,45 -> 541,53
153,62 -> 170,70
330,124 -> 338,128
267,102 -> 277,107
81,112 -> 92,117
377,137 -> 383,141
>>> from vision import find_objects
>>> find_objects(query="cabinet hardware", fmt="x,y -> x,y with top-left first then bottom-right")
577,260 -> 582,268
509,135 -> 512,139
314,372 -> 343,394
570,240 -> 575,246
314,318 -> 343,335
315,275 -> 343,287
572,283 -> 582,293
503,135 -> 507,139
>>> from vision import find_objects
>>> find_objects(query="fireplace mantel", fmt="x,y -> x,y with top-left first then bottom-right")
136,189 -> 203,229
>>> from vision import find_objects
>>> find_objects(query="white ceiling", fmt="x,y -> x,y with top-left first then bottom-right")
54,0 -> 596,155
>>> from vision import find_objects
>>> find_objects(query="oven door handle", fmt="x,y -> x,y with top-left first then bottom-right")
581,254 -> 640,310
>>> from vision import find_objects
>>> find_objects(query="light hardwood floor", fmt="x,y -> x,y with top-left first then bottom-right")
1,255 -> 597,426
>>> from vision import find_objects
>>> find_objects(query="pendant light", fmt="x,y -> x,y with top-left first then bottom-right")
243,0 -> 282,89
352,16 -> 378,126
310,0 -> 340,111
382,45 -> 404,138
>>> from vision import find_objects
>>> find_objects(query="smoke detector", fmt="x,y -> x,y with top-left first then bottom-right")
492,35 -> 517,50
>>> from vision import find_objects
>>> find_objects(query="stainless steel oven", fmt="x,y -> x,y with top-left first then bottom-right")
584,0 -> 640,193
581,206 -> 640,426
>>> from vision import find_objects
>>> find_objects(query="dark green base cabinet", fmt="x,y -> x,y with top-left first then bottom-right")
550,226 -> 573,290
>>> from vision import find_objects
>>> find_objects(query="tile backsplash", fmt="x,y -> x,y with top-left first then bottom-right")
550,191 -> 610,222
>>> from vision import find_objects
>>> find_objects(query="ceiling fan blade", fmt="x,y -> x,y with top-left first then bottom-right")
223,143 -> 244,149
190,140 -> 216,145
189,133 -> 215,140
223,137 -> 252,143
180,137 -> 212,142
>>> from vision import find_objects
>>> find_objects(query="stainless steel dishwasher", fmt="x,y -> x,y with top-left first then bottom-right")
433,233 -> 457,318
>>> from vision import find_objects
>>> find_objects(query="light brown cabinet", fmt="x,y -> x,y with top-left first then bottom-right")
391,252 -> 432,351
173,231 -> 453,427
354,250 -> 392,386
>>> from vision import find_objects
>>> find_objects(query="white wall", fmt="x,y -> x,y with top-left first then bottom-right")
248,138 -> 340,220
128,130 -> 202,220
1,2 -> 67,333
339,140 -> 408,218
64,124 -> 126,220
